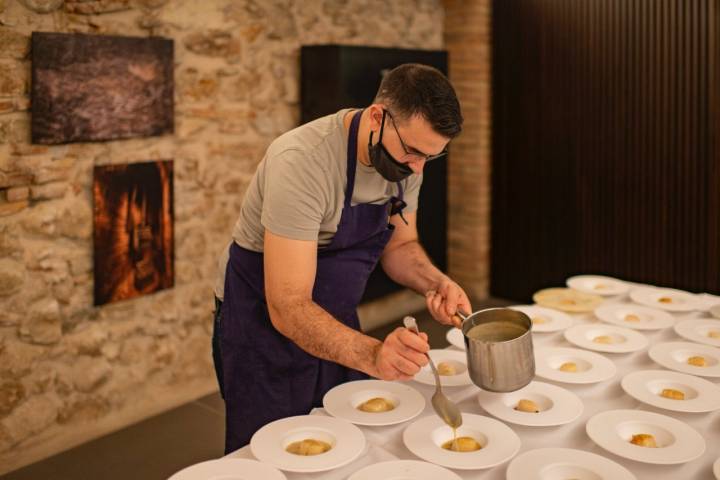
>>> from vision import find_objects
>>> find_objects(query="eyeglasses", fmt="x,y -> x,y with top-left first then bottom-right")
384,109 -> 448,163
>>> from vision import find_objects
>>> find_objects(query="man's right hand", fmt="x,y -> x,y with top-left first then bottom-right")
372,327 -> 430,381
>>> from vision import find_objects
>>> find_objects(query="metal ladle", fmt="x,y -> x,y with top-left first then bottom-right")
403,315 -> 463,429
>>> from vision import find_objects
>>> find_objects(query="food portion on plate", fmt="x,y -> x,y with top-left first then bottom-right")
285,439 -> 333,456
357,397 -> 395,412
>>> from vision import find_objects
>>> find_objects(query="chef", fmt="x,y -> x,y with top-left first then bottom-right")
212,63 -> 472,453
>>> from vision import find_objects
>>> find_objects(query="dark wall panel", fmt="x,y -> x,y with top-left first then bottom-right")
492,0 -> 720,302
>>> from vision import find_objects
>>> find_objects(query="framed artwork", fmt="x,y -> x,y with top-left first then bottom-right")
93,160 -> 174,306
31,32 -> 174,144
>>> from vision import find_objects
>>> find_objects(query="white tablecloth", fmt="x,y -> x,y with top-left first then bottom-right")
228,290 -> 720,480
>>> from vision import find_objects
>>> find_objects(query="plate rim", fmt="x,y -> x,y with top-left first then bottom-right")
508,304 -> 573,332
534,346 -> 617,384
674,318 -> 720,347
506,447 -> 637,480
323,379 -> 426,426
402,413 -> 521,470
168,458 -> 288,480
630,287 -> 704,312
477,380 -> 583,426
347,459 -> 463,480
564,323 -> 649,353
648,341 -> 720,378
413,349 -> 473,387
566,274 -> 630,296
585,409 -> 706,464
595,303 -> 675,330
620,369 -> 720,413
249,414 -> 366,473
446,327 -> 466,350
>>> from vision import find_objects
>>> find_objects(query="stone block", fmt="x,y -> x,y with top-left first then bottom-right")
184,30 -> 241,59
0,171 -> 32,189
0,381 -> 24,415
30,182 -> 67,201
5,186 -> 28,202
0,28 -> 28,59
0,394 -> 59,445
57,394 -> 110,424
0,258 -> 23,296
0,62 -> 25,96
0,341 -> 45,377
20,298 -> 62,345
71,356 -> 111,393
63,0 -> 130,14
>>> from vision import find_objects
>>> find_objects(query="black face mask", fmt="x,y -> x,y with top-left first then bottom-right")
367,112 -> 414,182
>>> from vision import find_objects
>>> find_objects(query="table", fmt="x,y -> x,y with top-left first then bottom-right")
228,289 -> 720,480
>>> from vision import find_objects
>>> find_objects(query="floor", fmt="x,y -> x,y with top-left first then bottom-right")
2,298 -> 510,480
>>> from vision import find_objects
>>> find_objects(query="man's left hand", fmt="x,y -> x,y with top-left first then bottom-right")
425,277 -> 472,327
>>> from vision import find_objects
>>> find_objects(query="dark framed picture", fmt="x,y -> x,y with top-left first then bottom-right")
31,32 -> 174,145
93,160 -> 174,306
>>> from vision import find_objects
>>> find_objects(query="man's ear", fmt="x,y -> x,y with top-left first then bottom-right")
367,104 -> 385,131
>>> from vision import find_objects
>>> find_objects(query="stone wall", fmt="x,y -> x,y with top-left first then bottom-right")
0,0 -> 445,473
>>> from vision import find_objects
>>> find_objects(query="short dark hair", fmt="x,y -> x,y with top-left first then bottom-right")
373,63 -> 463,138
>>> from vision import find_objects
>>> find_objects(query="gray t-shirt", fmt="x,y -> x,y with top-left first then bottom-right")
214,109 -> 423,299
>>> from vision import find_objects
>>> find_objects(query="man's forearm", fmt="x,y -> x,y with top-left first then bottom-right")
380,240 -> 447,294
267,297 -> 382,377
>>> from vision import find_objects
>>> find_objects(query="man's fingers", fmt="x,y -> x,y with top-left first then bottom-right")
398,328 -> 429,353
390,352 -> 422,376
431,292 -> 443,313
445,288 -> 461,316
396,344 -> 429,368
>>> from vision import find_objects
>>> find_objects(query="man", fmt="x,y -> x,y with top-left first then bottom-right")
212,63 -> 472,453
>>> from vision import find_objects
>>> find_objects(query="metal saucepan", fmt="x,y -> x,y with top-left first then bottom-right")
457,308 -> 535,392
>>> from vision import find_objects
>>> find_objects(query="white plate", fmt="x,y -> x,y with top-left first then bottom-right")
648,342 -> 720,378
630,287 -> 705,312
714,457 -> 720,479
506,447 -> 637,480
477,381 -> 583,426
621,370 -> 720,413
508,305 -> 573,333
168,459 -> 287,480
323,380 -> 425,426
674,319 -> 720,348
413,350 -> 472,387
567,275 -> 631,296
535,347 -> 617,384
564,324 -> 648,353
595,303 -> 675,330
347,460 -> 462,480
402,413 -> 520,470
249,415 -> 365,473
533,288 -> 604,313
446,327 -> 465,350
586,409 -> 706,464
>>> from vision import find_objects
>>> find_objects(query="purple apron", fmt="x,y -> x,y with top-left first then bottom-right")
219,110 -> 405,452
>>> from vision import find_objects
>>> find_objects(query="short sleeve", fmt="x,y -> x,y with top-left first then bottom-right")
261,149 -> 330,241
401,172 -> 423,213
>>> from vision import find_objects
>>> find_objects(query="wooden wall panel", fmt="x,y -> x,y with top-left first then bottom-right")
491,0 -> 720,301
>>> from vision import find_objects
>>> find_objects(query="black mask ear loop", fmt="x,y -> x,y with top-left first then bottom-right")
368,109 -> 388,155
